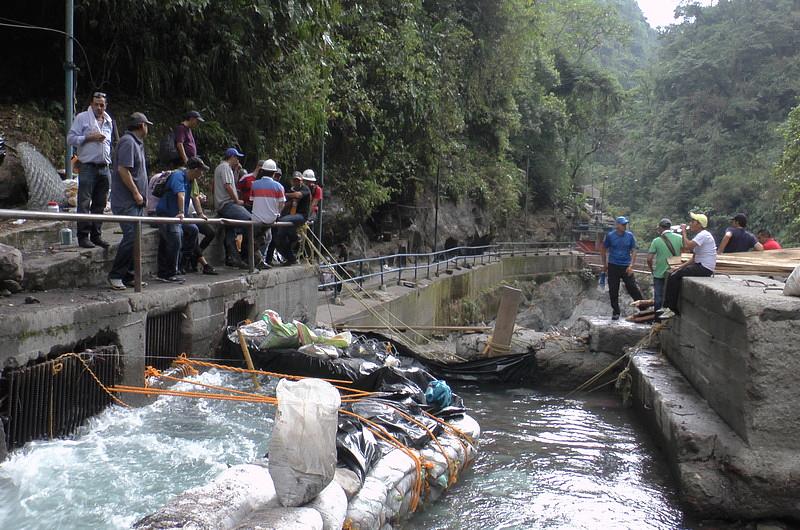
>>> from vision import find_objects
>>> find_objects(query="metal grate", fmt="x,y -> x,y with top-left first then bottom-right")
227,300 -> 254,327
145,310 -> 183,370
1,347 -> 121,450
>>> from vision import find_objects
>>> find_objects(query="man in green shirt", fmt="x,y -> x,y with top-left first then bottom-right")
647,218 -> 683,310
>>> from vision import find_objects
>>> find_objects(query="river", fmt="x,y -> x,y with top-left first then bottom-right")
0,371 -> 693,529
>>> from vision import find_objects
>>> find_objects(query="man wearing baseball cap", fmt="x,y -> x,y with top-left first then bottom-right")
717,213 -> 763,254
600,216 -> 644,320
213,147 -> 251,268
647,218 -> 683,310
661,212 -> 717,317
175,110 -> 204,166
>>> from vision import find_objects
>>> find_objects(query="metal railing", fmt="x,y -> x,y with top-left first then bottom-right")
0,209 -> 293,293
318,241 -> 576,289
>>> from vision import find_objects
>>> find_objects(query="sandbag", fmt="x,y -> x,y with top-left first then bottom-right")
269,378 -> 341,507
234,507 -> 322,530
305,481 -> 348,530
784,265 -> 800,297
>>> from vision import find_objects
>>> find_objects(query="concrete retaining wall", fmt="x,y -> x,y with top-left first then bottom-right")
661,277 -> 800,448
0,266 -> 318,390
341,253 -> 580,330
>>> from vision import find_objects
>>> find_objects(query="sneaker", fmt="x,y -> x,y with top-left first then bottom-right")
657,308 -> 676,319
123,279 -> 148,288
91,237 -> 110,249
108,278 -> 127,291
156,275 -> 185,283
225,258 -> 248,269
612,313 -> 620,321
256,260 -> 272,271
78,239 -> 95,249
202,264 -> 218,275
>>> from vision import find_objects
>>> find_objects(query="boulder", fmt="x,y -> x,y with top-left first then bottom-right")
0,243 -> 23,282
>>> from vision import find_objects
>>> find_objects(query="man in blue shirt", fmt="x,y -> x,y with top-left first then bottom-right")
600,216 -> 644,320
155,157 -> 209,282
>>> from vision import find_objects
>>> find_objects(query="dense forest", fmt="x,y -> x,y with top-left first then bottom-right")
2,0 -> 800,244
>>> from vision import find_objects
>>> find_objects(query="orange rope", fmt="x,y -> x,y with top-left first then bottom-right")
56,352 -> 130,408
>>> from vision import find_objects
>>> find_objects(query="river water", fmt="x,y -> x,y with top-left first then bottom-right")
0,371 -> 691,530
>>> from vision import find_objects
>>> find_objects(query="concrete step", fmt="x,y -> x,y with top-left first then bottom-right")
19,221 -> 229,291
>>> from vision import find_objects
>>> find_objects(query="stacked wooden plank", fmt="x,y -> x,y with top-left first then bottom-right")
667,249 -> 800,276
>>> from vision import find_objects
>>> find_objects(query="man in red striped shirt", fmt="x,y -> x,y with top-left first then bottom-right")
250,159 -> 285,268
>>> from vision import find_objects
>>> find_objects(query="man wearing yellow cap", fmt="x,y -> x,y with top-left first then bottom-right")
661,212 -> 717,316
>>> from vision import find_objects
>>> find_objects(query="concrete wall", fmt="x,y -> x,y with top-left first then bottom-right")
661,277 -> 800,449
0,266 -> 318,390
341,254 -> 580,330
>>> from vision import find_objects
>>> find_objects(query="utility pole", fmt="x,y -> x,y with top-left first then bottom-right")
64,0 -> 75,175
317,125 -> 326,258
433,162 -> 440,254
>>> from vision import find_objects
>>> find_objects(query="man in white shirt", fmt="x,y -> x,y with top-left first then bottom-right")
250,159 -> 286,269
661,212 -> 716,316
67,92 -> 114,248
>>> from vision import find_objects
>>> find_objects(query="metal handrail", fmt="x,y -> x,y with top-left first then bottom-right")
0,208 -> 294,292
318,241 -> 576,289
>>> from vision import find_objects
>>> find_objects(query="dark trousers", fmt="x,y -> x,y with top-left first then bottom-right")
663,263 -> 713,313
181,224 -> 199,266
108,204 -> 143,281
607,263 -> 644,315
77,163 -> 110,241
653,277 -> 666,311
197,221 -> 215,251
218,203 -> 251,262
275,214 -> 305,263
157,224 -> 182,278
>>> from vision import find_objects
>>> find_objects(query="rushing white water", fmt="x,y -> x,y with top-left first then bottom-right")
0,370 -> 275,530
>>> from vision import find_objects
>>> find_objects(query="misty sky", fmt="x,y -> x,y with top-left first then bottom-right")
636,0 -> 716,28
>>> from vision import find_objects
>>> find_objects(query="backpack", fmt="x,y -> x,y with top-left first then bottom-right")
158,129 -> 179,165
151,171 -> 173,198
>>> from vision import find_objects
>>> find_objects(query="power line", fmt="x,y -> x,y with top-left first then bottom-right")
0,17 -> 98,90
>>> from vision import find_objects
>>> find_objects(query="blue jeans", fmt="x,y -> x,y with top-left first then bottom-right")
108,204 -> 143,281
157,224 -> 183,278
77,163 -> 110,240
653,277 -> 666,311
218,203 -> 252,261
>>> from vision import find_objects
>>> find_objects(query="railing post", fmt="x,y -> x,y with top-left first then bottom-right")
414,256 -> 418,283
427,254 -> 431,280
248,223 -> 256,273
379,258 -> 385,289
359,261 -> 364,287
134,220 -> 142,293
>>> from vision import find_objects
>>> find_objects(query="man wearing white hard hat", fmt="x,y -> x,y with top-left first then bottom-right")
302,169 -> 322,222
660,212 -> 716,317
250,159 -> 286,268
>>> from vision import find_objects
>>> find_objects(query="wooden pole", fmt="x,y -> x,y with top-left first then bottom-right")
237,330 -> 261,390
488,285 -> 523,357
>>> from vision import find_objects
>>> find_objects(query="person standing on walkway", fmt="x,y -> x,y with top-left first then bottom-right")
661,213 -> 717,317
155,157 -> 209,282
600,216 -> 644,320
107,112 -> 152,290
213,147 -> 251,268
647,218 -> 683,311
717,213 -> 763,254
67,92 -> 115,249
175,111 -> 204,166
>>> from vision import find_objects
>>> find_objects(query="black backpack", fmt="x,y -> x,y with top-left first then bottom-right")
158,128 -> 179,165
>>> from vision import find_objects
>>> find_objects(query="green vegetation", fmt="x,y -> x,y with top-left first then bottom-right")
597,0 -> 800,242
5,0 -> 798,245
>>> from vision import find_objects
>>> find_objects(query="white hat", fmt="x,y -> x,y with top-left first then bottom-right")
261,159 -> 277,171
302,169 -> 316,182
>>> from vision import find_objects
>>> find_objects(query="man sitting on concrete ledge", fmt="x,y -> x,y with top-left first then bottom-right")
661,213 -> 716,317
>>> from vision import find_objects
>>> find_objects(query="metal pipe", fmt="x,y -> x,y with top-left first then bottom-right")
248,223 -> 255,273
0,209 -> 292,228
134,220 -> 142,293
64,0 -> 74,177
